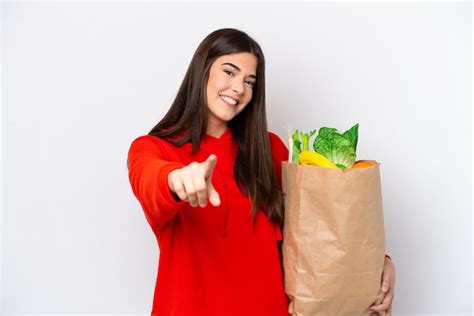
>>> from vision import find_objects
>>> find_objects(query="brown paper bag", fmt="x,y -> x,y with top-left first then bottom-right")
281,161 -> 386,316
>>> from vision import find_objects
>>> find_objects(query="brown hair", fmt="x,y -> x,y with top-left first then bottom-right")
149,28 -> 284,228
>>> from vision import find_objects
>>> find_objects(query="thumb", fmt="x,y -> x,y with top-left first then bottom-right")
207,182 -> 221,207
202,154 -> 217,178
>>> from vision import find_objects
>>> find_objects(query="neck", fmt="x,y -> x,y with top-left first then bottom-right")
206,117 -> 228,138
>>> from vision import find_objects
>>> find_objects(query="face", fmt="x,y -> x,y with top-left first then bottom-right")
205,52 -> 258,129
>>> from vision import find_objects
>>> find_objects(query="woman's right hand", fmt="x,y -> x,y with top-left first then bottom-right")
167,154 -> 221,208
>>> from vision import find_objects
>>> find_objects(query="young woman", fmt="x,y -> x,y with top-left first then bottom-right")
127,28 -> 396,316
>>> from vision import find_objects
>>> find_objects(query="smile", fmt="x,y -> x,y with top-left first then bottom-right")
220,95 -> 238,106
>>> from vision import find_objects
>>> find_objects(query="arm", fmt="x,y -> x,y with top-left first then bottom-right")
127,136 -> 186,231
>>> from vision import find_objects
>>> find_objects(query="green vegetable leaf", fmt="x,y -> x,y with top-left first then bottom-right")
300,129 -> 316,152
312,124 -> 359,169
292,130 -> 302,163
343,123 -> 359,152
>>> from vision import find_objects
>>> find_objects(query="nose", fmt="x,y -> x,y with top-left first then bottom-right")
232,79 -> 245,95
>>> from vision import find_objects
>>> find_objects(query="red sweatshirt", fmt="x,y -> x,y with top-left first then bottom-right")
127,128 -> 290,316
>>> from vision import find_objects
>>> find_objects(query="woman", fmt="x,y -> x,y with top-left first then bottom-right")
127,28 -> 395,316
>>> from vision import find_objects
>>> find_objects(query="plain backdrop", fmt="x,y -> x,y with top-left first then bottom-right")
1,1 -> 472,315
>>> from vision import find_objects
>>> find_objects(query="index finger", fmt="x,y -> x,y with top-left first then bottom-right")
202,154 -> 217,178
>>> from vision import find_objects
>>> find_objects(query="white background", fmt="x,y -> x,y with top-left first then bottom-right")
1,1 -> 472,315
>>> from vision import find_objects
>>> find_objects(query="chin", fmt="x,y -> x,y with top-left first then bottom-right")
219,114 -> 236,122
217,109 -> 240,122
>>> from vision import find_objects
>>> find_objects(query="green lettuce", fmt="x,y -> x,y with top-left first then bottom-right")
313,123 -> 359,169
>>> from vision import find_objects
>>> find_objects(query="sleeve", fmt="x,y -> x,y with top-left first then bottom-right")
127,136 -> 186,231
268,132 -> 289,189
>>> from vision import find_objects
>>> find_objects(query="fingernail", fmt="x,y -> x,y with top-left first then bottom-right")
382,285 -> 389,292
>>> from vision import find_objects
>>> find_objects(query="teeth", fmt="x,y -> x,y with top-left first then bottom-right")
220,95 -> 237,105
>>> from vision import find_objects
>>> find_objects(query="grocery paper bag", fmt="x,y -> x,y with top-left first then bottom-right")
281,161 -> 386,316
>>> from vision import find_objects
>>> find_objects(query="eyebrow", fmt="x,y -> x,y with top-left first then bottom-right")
221,62 -> 257,79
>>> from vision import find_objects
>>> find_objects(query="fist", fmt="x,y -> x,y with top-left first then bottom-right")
167,154 -> 221,208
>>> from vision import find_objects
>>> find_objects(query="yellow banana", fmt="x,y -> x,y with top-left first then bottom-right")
299,151 -> 338,169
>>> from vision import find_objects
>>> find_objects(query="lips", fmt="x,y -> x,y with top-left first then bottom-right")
219,95 -> 239,106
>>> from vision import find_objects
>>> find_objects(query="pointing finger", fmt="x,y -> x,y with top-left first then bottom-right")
202,154 -> 217,178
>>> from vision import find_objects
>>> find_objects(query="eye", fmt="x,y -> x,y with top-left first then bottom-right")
245,80 -> 256,88
223,70 -> 234,76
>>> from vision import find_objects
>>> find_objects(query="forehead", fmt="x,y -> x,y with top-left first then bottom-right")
213,52 -> 258,74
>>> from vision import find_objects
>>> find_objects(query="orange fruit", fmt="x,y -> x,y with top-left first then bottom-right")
352,160 -> 377,168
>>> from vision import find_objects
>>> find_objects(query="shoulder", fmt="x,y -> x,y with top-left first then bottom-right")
268,131 -> 288,151
267,131 -> 289,162
130,134 -> 181,149
267,131 -> 289,184
129,135 -> 163,152
128,134 -> 179,158
128,134 -> 194,166
130,134 -> 161,147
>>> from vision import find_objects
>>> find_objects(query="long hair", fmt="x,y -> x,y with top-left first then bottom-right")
149,28 -> 284,228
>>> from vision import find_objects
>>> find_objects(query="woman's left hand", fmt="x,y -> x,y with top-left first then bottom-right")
370,256 -> 396,315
